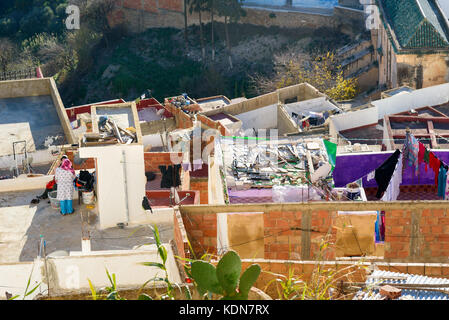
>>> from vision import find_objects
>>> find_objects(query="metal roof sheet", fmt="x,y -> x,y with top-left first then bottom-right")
354,270 -> 449,300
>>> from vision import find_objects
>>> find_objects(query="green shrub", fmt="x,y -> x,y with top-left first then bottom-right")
190,250 -> 261,300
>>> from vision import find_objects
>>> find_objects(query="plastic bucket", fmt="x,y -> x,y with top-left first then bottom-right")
48,191 -> 60,209
82,191 -> 94,204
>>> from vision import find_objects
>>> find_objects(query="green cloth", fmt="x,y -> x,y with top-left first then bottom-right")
424,149 -> 430,163
323,139 -> 337,170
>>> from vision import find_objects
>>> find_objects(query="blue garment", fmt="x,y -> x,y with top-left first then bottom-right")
438,166 -> 447,198
60,199 -> 73,215
375,211 -> 381,242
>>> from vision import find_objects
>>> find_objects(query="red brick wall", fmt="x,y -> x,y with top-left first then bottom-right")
144,152 -> 183,172
241,259 -> 449,298
384,208 -> 449,262
173,209 -> 190,281
164,101 -> 194,129
65,150 -> 96,171
181,212 -> 217,257
190,178 -> 208,204
263,210 -> 336,260
240,260 -> 367,298
179,205 -> 449,263
180,208 -> 335,260
121,0 -> 182,13
158,0 -> 183,12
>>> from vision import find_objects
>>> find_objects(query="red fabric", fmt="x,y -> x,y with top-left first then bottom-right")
46,178 -> 56,190
418,142 -> 425,164
429,152 -> 441,185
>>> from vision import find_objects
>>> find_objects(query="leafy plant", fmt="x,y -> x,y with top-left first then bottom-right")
190,250 -> 261,300
140,224 -> 175,300
9,264 -> 41,300
264,267 -> 304,300
87,269 -> 125,300
264,236 -> 368,300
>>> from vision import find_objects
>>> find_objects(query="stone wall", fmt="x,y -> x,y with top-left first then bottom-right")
109,0 -> 365,35
396,53 -> 449,89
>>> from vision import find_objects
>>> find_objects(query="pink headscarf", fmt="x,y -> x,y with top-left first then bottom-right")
61,159 -> 75,175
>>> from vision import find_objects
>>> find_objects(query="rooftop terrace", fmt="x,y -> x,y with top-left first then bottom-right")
0,190 -> 173,263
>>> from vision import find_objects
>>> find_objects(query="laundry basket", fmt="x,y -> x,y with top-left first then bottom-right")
48,191 -> 60,209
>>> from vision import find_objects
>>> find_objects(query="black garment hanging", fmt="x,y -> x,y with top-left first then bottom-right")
142,196 -> 153,213
159,164 -> 181,188
145,171 -> 156,182
375,149 -> 401,199
75,170 -> 95,191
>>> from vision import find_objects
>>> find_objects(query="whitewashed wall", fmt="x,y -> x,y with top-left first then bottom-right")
234,104 -> 278,130
79,144 -> 147,229
0,245 -> 181,299
330,83 -> 449,134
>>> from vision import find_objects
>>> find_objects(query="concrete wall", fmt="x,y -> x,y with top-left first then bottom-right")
234,104 -> 278,130
330,105 -> 378,132
0,175 -> 53,193
205,83 -> 324,117
140,118 -> 176,136
0,78 -> 50,99
330,82 -> 449,135
208,154 -> 225,205
0,246 -> 182,299
0,78 -> 75,145
277,104 -> 300,135
79,144 -> 147,229
47,246 -> 181,291
179,201 -> 449,263
0,260 -> 47,300
373,83 -> 449,119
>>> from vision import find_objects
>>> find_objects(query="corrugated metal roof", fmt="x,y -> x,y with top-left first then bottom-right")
353,270 -> 449,300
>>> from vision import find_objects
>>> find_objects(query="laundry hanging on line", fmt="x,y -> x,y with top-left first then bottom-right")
381,152 -> 403,202
159,164 -> 181,188
375,149 -> 401,199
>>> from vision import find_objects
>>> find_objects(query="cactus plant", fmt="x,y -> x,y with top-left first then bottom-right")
190,250 -> 261,300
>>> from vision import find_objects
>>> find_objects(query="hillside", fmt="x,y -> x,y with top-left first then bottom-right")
58,23 -> 350,106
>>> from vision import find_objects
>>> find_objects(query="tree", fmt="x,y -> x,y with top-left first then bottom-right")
0,17 -> 19,36
0,38 -> 16,73
184,0 -> 189,50
252,50 -> 358,101
189,0 -> 207,60
84,0 -> 115,48
216,0 -> 244,69
207,0 -> 216,62
19,6 -> 55,37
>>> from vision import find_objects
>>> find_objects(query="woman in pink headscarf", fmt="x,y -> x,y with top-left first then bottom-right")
55,158 -> 76,215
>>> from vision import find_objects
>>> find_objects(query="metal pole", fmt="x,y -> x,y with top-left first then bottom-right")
122,150 -> 130,224
42,239 -> 50,297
